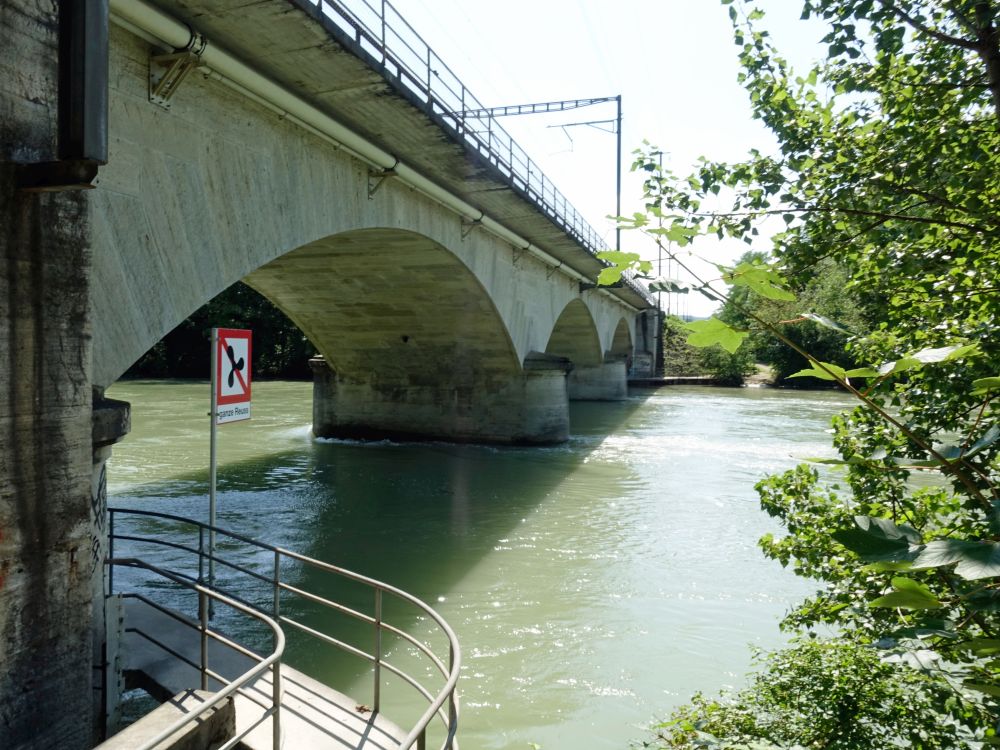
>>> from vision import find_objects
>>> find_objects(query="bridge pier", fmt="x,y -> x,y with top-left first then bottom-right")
91,394 -> 131,740
310,354 -> 571,445
567,357 -> 628,401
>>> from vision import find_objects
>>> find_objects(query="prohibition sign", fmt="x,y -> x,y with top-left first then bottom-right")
215,328 -> 251,423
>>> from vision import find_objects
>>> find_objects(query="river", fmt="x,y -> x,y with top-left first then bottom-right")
106,380 -> 852,749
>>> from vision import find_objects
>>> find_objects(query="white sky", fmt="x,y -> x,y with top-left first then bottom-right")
388,0 -> 828,316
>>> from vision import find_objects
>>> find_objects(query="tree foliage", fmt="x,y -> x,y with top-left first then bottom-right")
126,282 -> 317,380
646,639 -> 986,750
597,0 -> 1000,745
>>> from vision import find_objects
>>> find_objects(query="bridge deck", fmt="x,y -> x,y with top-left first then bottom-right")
122,598 -> 408,749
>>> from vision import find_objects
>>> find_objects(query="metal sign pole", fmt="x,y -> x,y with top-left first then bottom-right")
208,327 -> 218,614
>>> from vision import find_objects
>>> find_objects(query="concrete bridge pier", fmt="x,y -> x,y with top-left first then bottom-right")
91,394 -> 131,740
567,356 -> 628,402
310,353 -> 571,445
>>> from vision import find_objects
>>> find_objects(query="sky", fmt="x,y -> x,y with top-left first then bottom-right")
385,0 -> 828,315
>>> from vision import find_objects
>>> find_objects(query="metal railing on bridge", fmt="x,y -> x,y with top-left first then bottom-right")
109,507 -> 461,750
295,0 -> 653,305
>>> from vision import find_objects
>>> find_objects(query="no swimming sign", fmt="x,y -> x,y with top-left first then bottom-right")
214,328 -> 252,424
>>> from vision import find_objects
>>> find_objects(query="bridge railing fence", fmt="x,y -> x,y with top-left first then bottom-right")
303,0 -> 653,304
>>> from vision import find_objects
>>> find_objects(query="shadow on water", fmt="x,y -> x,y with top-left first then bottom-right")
110,386 -> 656,723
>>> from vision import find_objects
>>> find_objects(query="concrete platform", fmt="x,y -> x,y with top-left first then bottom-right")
123,598 -> 408,749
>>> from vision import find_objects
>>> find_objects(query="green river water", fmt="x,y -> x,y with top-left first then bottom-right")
106,380 -> 852,749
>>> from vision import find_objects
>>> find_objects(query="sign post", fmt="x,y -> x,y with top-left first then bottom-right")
209,328 -> 252,606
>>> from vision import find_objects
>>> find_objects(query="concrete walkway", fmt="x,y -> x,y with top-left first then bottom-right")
122,598 -> 408,749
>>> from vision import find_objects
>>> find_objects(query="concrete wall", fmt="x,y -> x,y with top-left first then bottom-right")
0,2 -> 97,747
311,353 -> 571,444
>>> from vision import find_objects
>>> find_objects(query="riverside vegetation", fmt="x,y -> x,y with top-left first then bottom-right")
600,0 -> 1000,746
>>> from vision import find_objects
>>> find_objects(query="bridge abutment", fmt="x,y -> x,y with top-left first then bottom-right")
310,354 -> 571,445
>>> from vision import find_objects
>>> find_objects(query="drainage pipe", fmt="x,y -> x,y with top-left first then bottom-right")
108,0 -> 641,311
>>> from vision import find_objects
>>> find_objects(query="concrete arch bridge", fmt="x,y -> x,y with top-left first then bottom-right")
91,0 -> 660,445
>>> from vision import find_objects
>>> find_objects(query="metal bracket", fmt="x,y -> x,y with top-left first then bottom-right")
460,218 -> 481,240
512,247 -> 526,267
546,263 -> 562,279
367,168 -> 397,199
149,32 -> 208,109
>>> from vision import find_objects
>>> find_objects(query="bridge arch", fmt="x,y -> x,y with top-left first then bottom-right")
90,23 -> 645,440
245,228 -> 522,386
609,318 -> 634,359
544,299 -> 603,368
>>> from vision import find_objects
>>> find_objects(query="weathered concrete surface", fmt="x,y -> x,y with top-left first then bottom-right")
0,2 -> 96,747
311,352 -> 571,444
91,395 -> 131,736
95,689 -> 235,750
567,360 -> 628,402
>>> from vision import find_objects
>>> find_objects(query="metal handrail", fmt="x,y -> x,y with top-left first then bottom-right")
296,0 -> 654,305
109,507 -> 461,750
106,558 -> 284,750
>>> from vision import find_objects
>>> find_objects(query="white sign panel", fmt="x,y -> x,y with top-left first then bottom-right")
215,328 -> 252,424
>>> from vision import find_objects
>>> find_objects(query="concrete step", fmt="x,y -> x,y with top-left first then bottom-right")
123,598 -> 408,749
96,689 -> 235,750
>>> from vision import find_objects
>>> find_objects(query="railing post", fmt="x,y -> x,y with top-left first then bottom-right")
373,588 -> 382,712
199,590 -> 209,691
107,510 -> 115,595
273,550 -> 281,620
447,642 -> 457,749
272,656 -> 282,749
198,526 -> 205,584
380,0 -> 387,66
460,86 -> 465,136
426,48 -> 432,100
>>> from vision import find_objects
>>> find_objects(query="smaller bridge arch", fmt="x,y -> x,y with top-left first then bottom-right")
545,300 -> 629,402
609,318 -> 634,360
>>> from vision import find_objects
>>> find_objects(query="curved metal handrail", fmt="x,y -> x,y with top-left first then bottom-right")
109,507 -> 461,749
106,558 -> 285,750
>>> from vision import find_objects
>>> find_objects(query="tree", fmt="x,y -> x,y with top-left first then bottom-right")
126,282 -> 317,379
599,0 -> 1000,744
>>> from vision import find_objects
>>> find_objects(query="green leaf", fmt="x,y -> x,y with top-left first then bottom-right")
787,361 -> 846,381
870,577 -> 942,610
959,638 -> 1000,656
972,377 -> 1000,396
833,516 -> 920,562
683,318 -> 748,354
965,589 -> 1000,612
722,262 -> 796,301
596,250 -> 642,265
648,278 -> 691,294
878,356 -> 920,376
878,344 -> 980,375
963,681 -> 1000,697
845,367 -> 878,379
911,539 -> 1000,580
967,423 -> 1000,457
800,312 -> 853,335
597,266 -> 623,286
